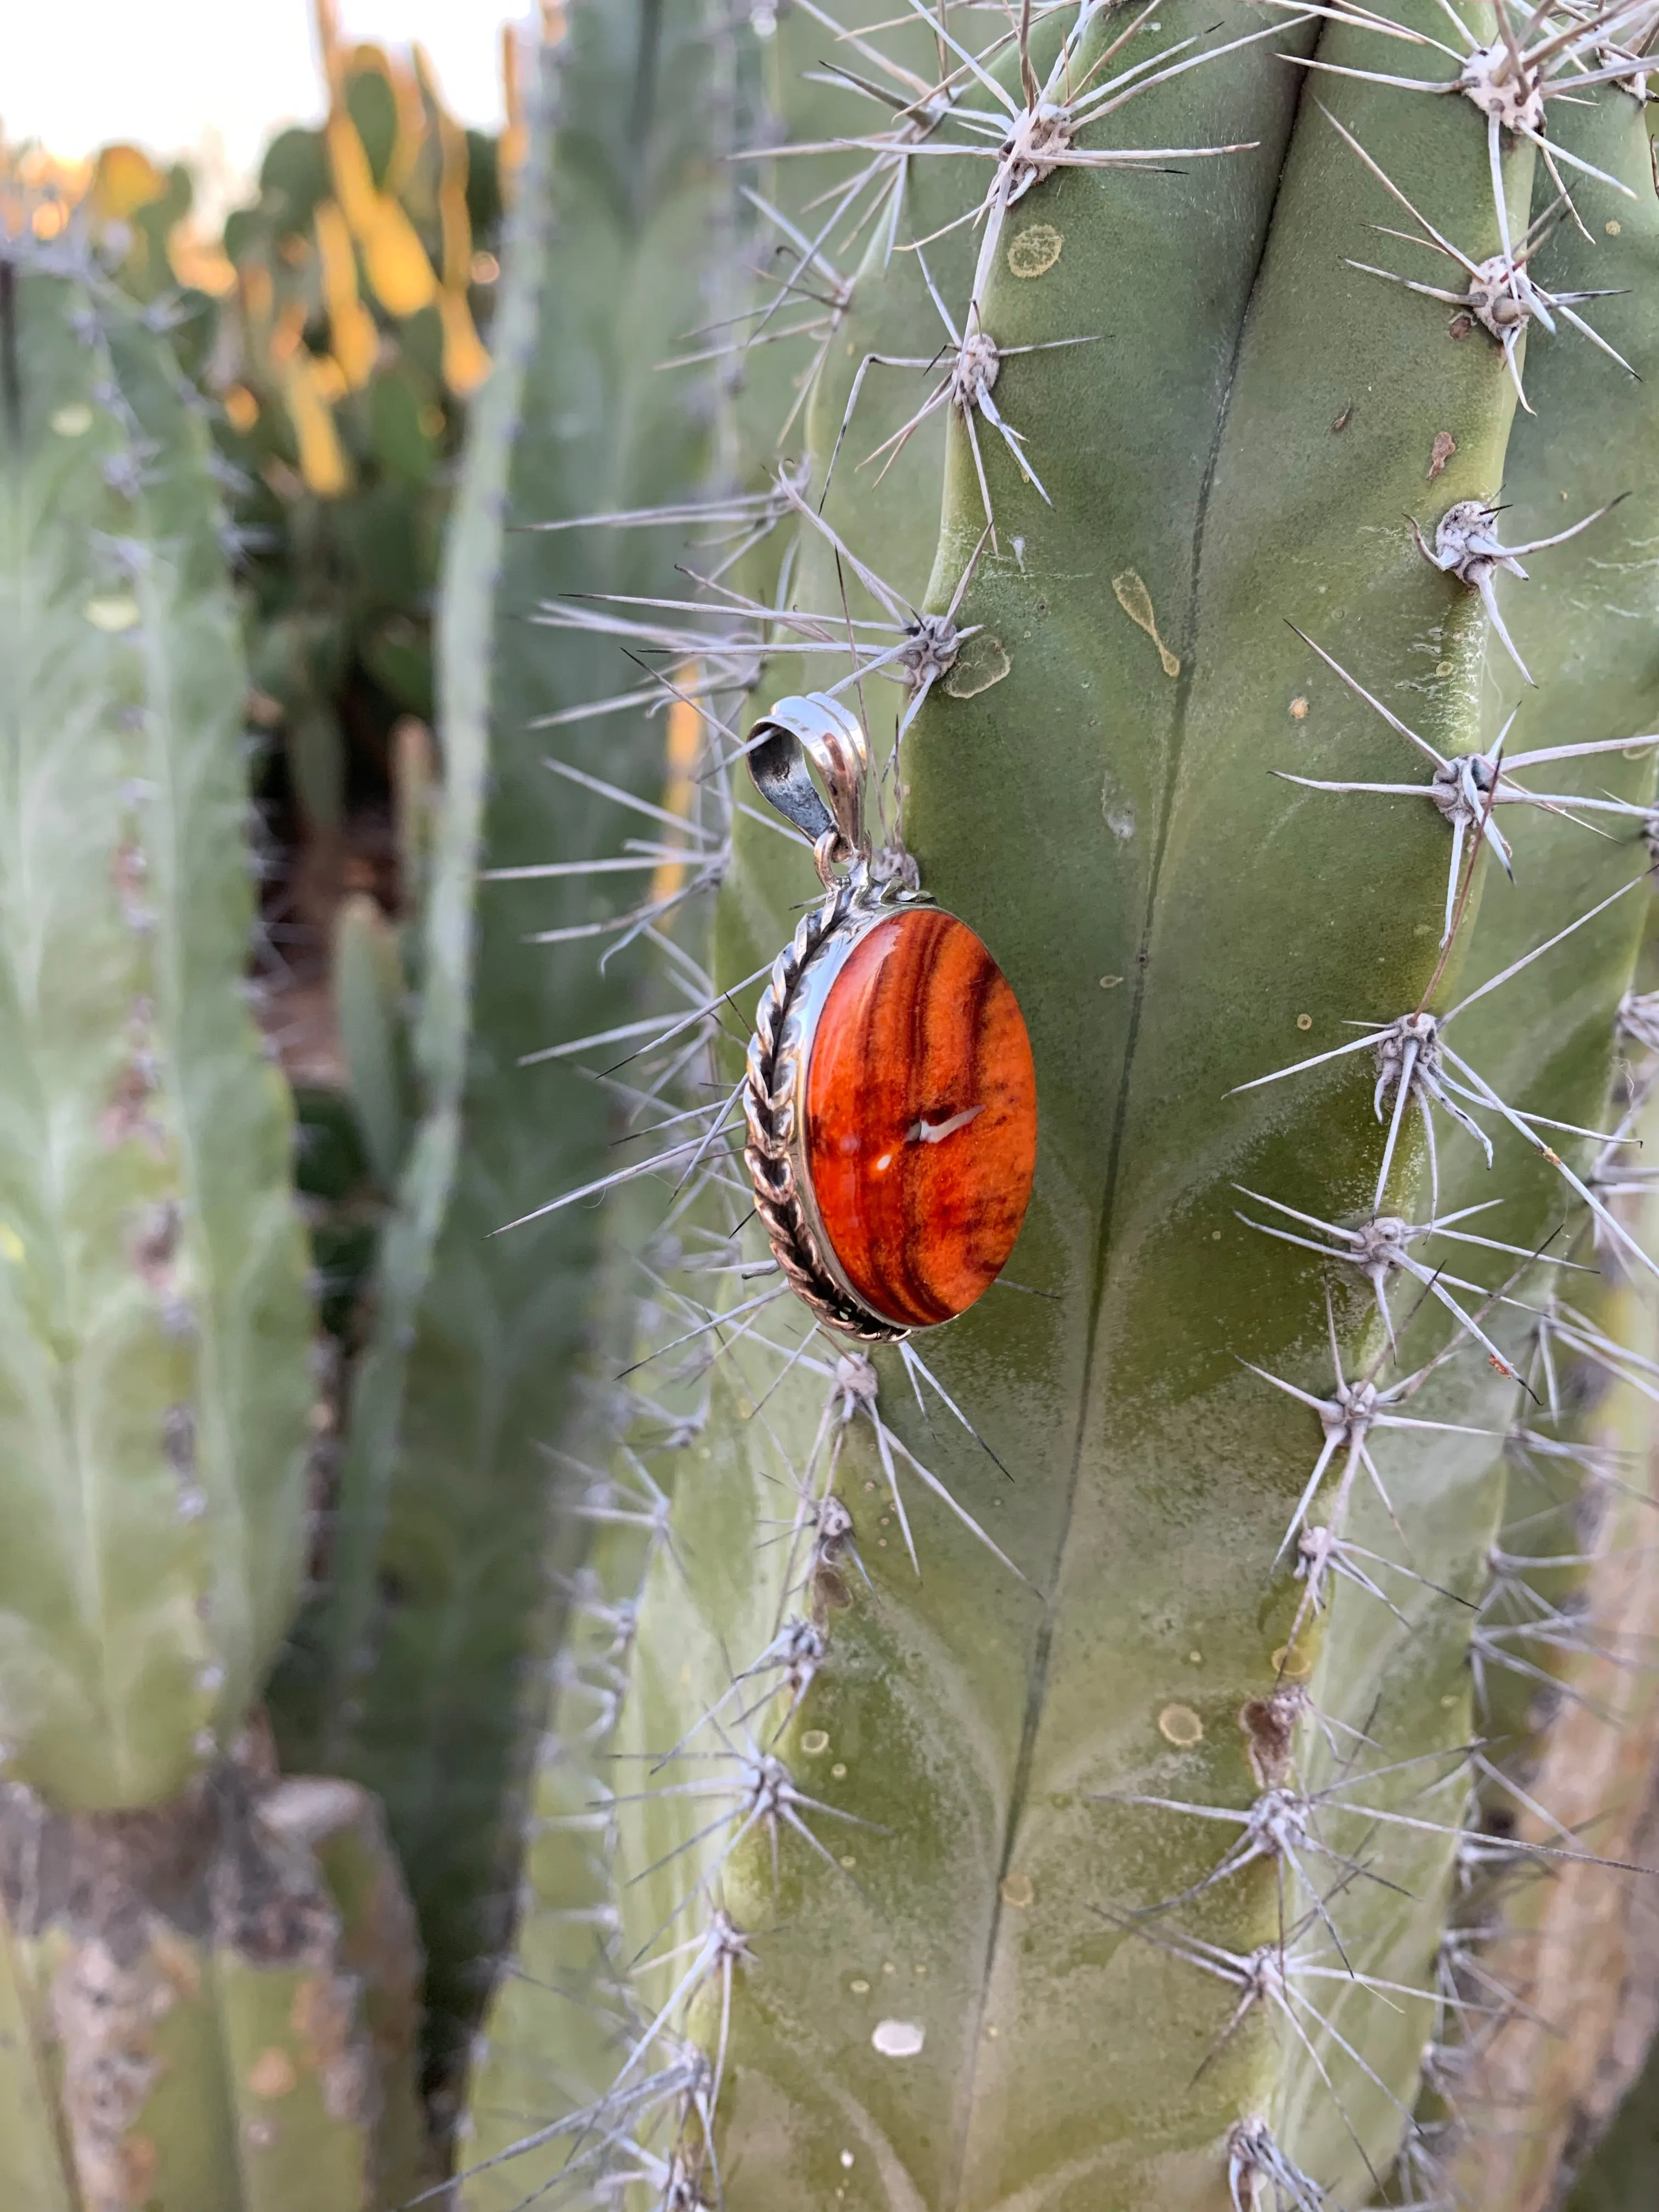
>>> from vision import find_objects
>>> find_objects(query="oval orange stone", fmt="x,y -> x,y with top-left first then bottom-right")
804,909 -> 1037,1330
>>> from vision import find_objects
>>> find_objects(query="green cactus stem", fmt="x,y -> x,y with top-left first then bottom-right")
454,5 -> 964,2194
0,241 -> 313,1810
458,0 -> 1659,2205
1421,82 -> 1659,2208
331,893 -> 413,1195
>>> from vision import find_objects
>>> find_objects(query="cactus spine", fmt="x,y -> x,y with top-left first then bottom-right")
461,1 -> 1659,2206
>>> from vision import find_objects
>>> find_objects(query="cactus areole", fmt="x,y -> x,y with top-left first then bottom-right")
743,695 -> 1038,1336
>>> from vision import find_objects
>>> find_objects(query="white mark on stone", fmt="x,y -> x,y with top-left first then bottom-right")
906,1105 -> 984,1146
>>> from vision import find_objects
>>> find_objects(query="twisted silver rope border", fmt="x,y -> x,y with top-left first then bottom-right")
741,879 -> 908,1342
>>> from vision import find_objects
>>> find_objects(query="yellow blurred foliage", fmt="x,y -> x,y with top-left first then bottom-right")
284,354 -> 351,498
325,112 -> 438,320
307,0 -> 491,392
349,39 -> 427,200
314,200 -> 379,390
430,72 -> 473,290
269,297 -> 307,369
91,143 -> 165,221
428,88 -> 490,395
2,138 -> 231,291
0,146 -> 91,242
651,686 -> 706,906
312,355 -> 349,404
500,12 -> 563,195
3,0 -> 499,510
241,261 -> 274,325
438,290 -> 491,398
170,234 -> 236,297
314,0 -> 346,92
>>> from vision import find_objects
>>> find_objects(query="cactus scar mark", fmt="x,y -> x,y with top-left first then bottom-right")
945,636 -> 1011,697
1112,570 -> 1180,677
1007,223 -> 1063,278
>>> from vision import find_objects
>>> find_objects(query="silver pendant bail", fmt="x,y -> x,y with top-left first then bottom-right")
747,694 -> 870,884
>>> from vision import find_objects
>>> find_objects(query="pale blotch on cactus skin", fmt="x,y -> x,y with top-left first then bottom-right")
464,3 -> 1659,2210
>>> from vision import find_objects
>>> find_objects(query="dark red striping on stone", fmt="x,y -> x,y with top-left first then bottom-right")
804,909 -> 1038,1330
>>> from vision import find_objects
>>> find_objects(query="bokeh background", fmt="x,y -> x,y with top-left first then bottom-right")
4,3 -> 533,1131
9,2 -> 510,217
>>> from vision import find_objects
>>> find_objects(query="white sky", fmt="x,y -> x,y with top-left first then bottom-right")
7,4 -> 511,192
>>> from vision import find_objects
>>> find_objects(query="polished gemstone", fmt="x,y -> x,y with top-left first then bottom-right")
804,908 -> 1037,1330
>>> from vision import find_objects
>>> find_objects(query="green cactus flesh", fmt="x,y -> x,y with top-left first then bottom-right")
465,4 -> 1659,2208
1432,89 -> 1659,2212
0,249 -> 313,1810
454,8 -> 926,2190
0,1759 -> 426,2212
268,0 -> 747,2084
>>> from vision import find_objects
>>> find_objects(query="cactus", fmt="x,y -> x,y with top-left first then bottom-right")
212,15 -> 502,915
268,0 -> 747,2095
0,1747 -> 427,2212
0,212 -> 313,1811
460,3 -> 1659,2207
1419,88 -> 1659,2211
1564,1994 -> 1659,2212
331,893 -> 414,1197
0,227 -> 424,2209
454,7 -> 975,2194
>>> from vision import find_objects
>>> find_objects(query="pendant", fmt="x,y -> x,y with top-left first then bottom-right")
742,695 -> 1038,1341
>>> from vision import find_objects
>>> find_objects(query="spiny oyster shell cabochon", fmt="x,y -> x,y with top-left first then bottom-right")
741,694 -> 1037,1340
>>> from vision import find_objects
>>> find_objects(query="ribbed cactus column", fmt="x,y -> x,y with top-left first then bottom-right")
0,228 -> 311,1815
0,1758 -> 426,2212
464,2 -> 1659,2208
455,4 -> 919,2194
1431,81 -> 1659,2211
0,242 -> 425,2212
607,9 -> 1532,2203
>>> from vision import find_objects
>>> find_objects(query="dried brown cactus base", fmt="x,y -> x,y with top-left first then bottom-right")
0,1753 -> 427,2212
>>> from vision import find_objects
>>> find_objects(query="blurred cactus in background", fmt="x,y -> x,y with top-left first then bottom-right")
216,1 -> 501,928
0,202 -> 426,2210
4,6 -> 510,1285
265,0 -> 749,2117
